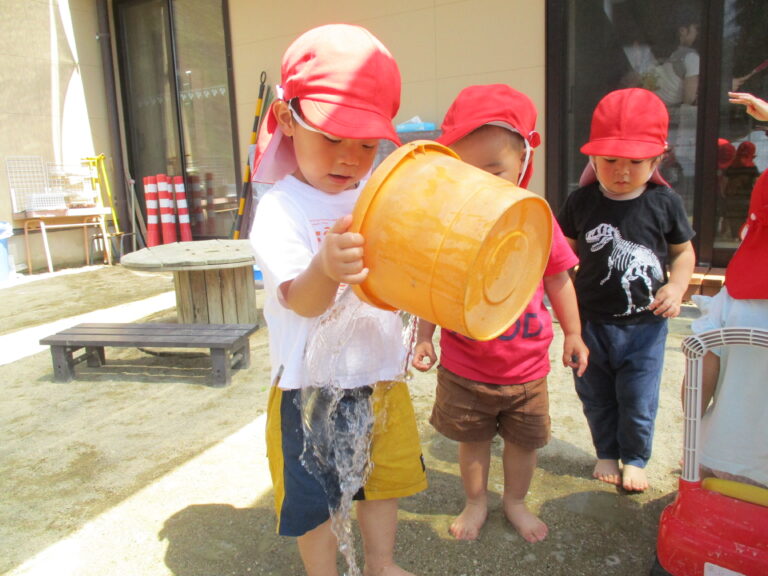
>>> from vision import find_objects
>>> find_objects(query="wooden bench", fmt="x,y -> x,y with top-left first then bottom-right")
40,323 -> 259,387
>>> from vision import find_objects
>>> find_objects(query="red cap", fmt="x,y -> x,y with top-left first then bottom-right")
436,84 -> 541,188
581,88 -> 669,159
253,24 -> 401,183
725,171 -> 768,299
717,139 -> 736,170
731,141 -> 757,168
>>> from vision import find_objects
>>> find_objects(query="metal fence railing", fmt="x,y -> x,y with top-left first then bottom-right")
5,156 -> 100,214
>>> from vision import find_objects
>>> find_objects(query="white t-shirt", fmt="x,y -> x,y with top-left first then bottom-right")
249,175 -> 405,390
691,287 -> 768,487
655,46 -> 699,106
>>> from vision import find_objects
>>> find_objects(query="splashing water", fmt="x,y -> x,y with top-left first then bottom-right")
301,288 -> 418,575
300,386 -> 373,575
399,309 -> 419,382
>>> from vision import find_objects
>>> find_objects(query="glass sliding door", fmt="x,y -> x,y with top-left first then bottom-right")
549,0 -> 768,267
712,0 -> 768,262
549,0 -> 705,244
115,0 -> 239,240
565,0 -> 702,217
116,0 -> 182,192
172,0 -> 239,238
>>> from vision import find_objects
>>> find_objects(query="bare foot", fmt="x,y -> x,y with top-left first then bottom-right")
363,563 -> 416,576
449,501 -> 488,540
593,459 -> 621,485
622,464 -> 649,492
503,499 -> 548,543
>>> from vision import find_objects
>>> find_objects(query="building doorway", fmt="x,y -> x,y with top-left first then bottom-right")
114,0 -> 240,240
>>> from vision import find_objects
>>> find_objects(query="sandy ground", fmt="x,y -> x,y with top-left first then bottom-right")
0,265 -> 696,576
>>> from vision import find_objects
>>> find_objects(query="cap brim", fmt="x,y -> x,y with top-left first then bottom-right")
436,124 -> 475,146
437,121 -> 531,147
580,139 -> 665,159
300,100 -> 400,145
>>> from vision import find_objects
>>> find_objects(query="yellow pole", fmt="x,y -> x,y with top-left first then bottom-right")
97,154 -> 120,234
232,71 -> 267,239
84,154 -> 120,235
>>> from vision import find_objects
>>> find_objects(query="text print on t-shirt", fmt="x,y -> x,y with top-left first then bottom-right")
313,218 -> 349,298
453,312 -> 544,342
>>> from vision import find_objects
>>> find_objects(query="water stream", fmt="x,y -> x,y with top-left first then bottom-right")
301,288 -> 418,575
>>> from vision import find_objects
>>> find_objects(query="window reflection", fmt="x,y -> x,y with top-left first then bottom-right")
116,0 -> 238,241
173,0 -> 239,238
715,0 -> 768,251
563,0 -> 768,265
568,1 -> 703,219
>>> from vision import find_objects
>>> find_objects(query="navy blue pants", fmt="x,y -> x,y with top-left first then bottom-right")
575,320 -> 668,468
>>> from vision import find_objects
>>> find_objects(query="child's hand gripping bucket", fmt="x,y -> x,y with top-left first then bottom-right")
350,140 -> 553,341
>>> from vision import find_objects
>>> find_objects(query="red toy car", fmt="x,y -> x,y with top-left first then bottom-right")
652,328 -> 768,576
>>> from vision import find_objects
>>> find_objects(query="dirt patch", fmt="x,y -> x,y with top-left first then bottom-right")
0,266 -> 694,575
1,266 -> 174,335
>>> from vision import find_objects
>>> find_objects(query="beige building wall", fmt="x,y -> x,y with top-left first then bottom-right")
1,0 -> 545,274
0,0 -> 114,273
228,0 -> 546,191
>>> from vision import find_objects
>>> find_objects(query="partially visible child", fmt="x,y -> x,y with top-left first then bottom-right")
557,88 -> 696,493
728,91 -> 768,120
412,84 -> 588,542
723,141 -> 760,239
249,24 -> 427,576
691,170 -> 768,489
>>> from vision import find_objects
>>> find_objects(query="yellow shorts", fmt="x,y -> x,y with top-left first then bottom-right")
266,380 -> 427,536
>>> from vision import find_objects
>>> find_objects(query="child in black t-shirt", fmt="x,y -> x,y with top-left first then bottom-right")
558,88 -> 696,492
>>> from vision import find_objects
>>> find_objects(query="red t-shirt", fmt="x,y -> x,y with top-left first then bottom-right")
439,220 -> 578,385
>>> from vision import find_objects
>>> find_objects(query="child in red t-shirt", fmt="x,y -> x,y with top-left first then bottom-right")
413,84 -> 588,543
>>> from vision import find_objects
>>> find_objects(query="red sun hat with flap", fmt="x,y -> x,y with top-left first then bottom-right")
581,88 -> 669,159
725,171 -> 768,299
437,84 -> 541,189
252,24 -> 401,184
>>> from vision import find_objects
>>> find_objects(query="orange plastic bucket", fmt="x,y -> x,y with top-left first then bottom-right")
350,140 -> 553,341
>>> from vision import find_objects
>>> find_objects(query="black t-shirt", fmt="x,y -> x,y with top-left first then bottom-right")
557,182 -> 695,325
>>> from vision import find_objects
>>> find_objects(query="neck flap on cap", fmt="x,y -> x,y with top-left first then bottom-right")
578,161 -> 670,188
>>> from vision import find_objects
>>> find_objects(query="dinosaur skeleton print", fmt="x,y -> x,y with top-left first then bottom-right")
586,223 -> 663,316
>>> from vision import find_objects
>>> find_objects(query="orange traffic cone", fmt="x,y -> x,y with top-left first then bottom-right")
143,175 -> 160,247
173,176 -> 193,242
157,174 -> 177,244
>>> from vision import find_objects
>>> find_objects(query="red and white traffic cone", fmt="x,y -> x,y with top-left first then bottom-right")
173,176 -> 193,242
157,174 -> 177,244
143,175 -> 160,247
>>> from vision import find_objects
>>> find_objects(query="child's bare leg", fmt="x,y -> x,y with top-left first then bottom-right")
357,498 -> 415,576
501,440 -> 548,542
622,464 -> 649,492
593,459 -> 621,485
297,519 -> 339,576
451,439 -> 492,540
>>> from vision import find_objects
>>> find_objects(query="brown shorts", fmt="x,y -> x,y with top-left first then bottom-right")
429,365 -> 550,449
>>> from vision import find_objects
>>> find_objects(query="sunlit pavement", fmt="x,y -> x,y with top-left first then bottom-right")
8,414 -> 270,576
